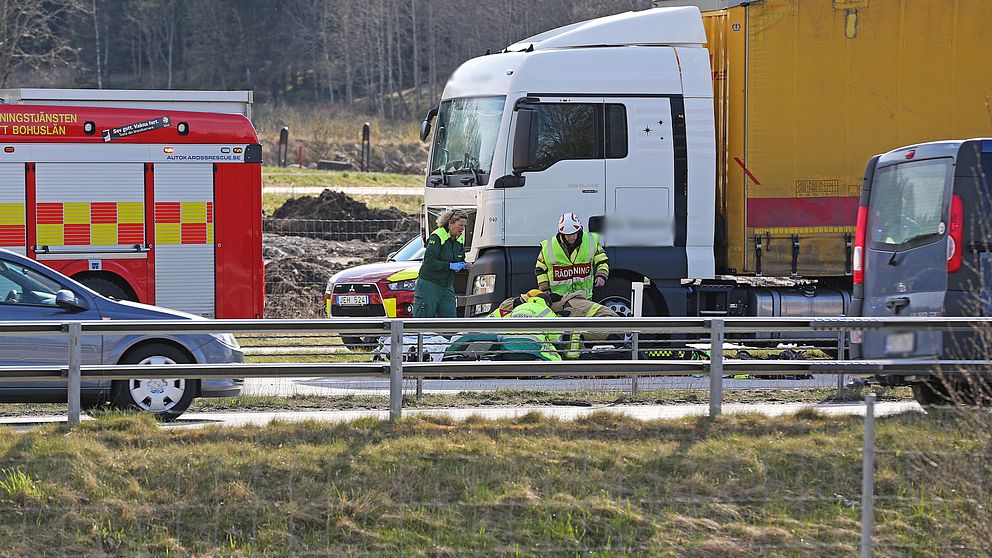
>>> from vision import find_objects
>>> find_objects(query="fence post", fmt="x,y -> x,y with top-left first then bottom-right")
361,122 -> 371,172
278,126 -> 289,167
837,332 -> 846,399
416,332 -> 424,401
861,393 -> 876,558
67,322 -> 82,427
389,319 -> 404,420
708,318 -> 724,416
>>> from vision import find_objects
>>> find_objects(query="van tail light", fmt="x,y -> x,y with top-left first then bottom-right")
853,205 -> 868,284
947,194 -> 963,273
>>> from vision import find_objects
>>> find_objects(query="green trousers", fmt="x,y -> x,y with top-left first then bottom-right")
413,278 -> 457,318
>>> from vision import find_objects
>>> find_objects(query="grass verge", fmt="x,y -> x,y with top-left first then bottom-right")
0,409 -> 987,556
262,167 -> 422,188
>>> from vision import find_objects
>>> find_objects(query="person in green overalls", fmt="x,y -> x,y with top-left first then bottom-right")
413,209 -> 471,317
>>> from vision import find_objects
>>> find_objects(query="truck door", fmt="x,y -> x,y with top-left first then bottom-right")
604,97 -> 676,247
503,98 -> 607,247
153,164 -> 215,317
861,157 -> 952,358
0,163 -> 25,255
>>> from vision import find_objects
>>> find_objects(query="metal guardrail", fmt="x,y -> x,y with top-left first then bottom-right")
0,315 -> 989,426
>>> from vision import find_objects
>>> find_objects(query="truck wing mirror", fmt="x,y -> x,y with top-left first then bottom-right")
494,175 -> 526,188
512,108 -> 537,174
420,107 -> 438,142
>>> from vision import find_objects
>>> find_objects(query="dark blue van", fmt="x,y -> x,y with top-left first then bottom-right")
852,139 -> 992,405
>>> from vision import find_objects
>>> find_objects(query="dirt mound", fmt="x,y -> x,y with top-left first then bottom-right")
263,234 -> 371,318
265,189 -> 419,243
262,191 -> 421,318
271,189 -> 408,221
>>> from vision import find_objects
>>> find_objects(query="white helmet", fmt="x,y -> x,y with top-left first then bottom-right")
557,212 -> 582,235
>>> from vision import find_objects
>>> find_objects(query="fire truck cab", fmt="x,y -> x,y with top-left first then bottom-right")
0,89 -> 263,318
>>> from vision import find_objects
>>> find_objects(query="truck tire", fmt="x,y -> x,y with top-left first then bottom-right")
912,382 -> 949,406
111,343 -> 197,421
78,275 -> 135,302
342,336 -> 372,352
912,379 -> 992,407
594,279 -> 658,317
913,378 -> 992,407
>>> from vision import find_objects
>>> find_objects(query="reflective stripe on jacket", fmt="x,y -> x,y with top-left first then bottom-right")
536,232 -> 608,298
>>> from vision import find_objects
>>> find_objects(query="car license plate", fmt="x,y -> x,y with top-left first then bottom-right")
336,295 -> 369,306
885,332 -> 914,354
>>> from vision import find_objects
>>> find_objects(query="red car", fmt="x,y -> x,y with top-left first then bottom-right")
324,236 -> 423,348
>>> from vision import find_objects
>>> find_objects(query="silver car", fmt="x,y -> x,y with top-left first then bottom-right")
0,248 -> 242,420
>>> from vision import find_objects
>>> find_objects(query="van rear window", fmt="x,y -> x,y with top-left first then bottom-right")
869,158 -> 951,247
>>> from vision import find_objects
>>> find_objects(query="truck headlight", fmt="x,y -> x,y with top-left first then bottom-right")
387,279 -> 417,291
472,274 -> 496,295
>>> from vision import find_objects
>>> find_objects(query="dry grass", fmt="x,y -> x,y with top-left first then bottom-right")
0,410 -> 987,556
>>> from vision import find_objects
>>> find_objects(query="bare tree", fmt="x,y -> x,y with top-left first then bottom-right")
0,0 -> 87,86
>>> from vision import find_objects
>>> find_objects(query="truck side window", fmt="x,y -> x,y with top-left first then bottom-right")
532,104 -> 602,171
605,104 -> 628,159
530,103 -> 628,171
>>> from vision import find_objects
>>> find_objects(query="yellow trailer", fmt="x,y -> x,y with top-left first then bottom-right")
663,0 -> 992,278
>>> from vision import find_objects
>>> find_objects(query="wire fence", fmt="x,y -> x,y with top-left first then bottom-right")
263,217 -> 419,319
264,217 -> 416,243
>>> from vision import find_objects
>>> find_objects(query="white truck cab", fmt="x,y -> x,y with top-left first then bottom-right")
422,7 -> 716,316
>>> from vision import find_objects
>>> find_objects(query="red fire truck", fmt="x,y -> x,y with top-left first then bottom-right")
0,89 -> 263,318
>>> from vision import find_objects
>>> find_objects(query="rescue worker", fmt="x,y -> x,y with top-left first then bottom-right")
487,288 -> 544,318
494,290 -> 562,361
535,212 -> 609,300
552,291 -> 619,358
413,209 -> 470,318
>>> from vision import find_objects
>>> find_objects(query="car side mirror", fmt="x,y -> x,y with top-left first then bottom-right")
512,108 -> 537,174
420,107 -> 438,142
387,250 -> 398,260
56,289 -> 87,312
493,175 -> 526,188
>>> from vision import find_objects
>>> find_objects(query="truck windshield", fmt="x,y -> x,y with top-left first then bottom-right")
869,158 -> 951,247
429,96 -> 505,185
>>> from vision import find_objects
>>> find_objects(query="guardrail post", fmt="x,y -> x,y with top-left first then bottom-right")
837,332 -> 846,399
630,330 -> 639,396
631,282 -> 643,395
416,332 -> 424,401
708,318 -> 724,416
67,322 -> 82,427
861,393 -> 876,558
389,319 -> 404,420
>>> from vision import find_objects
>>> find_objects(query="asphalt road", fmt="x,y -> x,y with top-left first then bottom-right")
241,374 -> 849,397
1,401 -> 921,430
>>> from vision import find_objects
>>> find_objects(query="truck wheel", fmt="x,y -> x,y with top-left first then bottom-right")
342,336 -> 371,351
111,343 -> 197,421
594,280 -> 657,317
914,378 -> 992,407
913,379 -> 960,406
78,275 -> 135,302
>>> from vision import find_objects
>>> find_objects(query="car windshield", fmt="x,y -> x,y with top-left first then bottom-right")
389,236 -> 425,261
429,96 -> 505,182
869,158 -> 951,247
